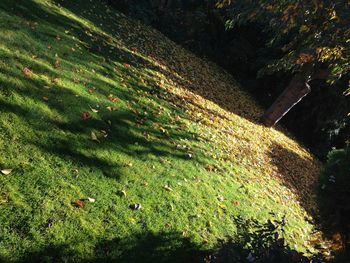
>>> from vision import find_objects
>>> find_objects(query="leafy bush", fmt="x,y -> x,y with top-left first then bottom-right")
318,147 -> 350,244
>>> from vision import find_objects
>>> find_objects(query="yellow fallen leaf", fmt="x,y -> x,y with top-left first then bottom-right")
219,204 -> 227,210
164,185 -> 173,191
1,169 -> 12,175
90,106 -> 99,113
117,190 -> 127,197
91,131 -> 100,142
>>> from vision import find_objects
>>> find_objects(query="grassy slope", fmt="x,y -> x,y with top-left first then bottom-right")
0,0 -> 324,261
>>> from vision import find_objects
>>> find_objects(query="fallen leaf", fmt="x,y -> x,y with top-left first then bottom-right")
108,94 -> 118,103
72,200 -> 85,208
22,67 -> 33,77
1,169 -> 12,175
89,106 -> 99,113
54,59 -> 61,68
219,204 -> 227,210
43,96 -> 49,102
164,185 -> 173,191
91,131 -> 100,142
82,111 -> 90,120
117,190 -> 127,197
129,204 -> 142,210
87,198 -> 96,203
206,165 -> 216,172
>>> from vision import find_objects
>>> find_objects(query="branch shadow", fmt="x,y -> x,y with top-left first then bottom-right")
16,226 -> 329,263
268,142 -> 319,215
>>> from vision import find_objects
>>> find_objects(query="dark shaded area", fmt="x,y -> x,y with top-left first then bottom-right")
317,147 -> 350,260
18,232 -> 206,263
280,78 -> 350,159
13,218 -> 329,263
268,142 -> 319,215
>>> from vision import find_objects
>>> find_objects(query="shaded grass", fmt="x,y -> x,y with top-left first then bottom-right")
0,0 -> 326,261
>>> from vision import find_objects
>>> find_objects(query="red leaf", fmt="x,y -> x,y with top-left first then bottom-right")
72,200 -> 85,208
82,111 -> 90,120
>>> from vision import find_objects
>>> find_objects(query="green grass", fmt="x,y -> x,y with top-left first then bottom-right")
0,0 -> 325,261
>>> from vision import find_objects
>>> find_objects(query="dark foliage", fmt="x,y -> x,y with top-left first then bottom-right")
318,147 -> 350,257
209,216 -> 326,263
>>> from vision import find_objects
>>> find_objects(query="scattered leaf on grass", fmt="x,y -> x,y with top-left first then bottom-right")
1,169 -> 12,175
117,190 -> 127,197
72,200 -> 85,208
91,131 -> 100,142
82,111 -> 90,120
219,204 -> 227,210
22,67 -> 33,77
164,185 -> 173,191
206,165 -> 216,172
42,96 -> 49,102
129,204 -> 142,210
108,94 -> 118,103
89,106 -> 99,113
88,198 -> 96,203
54,59 -> 61,68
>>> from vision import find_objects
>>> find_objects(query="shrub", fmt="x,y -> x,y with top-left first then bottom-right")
318,147 -> 350,245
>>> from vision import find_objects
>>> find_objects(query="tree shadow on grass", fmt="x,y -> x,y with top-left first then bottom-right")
0,58 -> 207,180
51,0 -> 262,125
268,142 -> 320,216
16,218 -> 329,263
268,143 -> 350,261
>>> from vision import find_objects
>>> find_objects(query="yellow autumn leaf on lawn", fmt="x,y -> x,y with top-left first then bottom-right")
219,204 -> 227,210
299,25 -> 310,33
91,131 -> 100,142
1,169 -> 12,175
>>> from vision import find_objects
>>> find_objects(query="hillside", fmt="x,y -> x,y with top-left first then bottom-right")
0,0 -> 326,261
